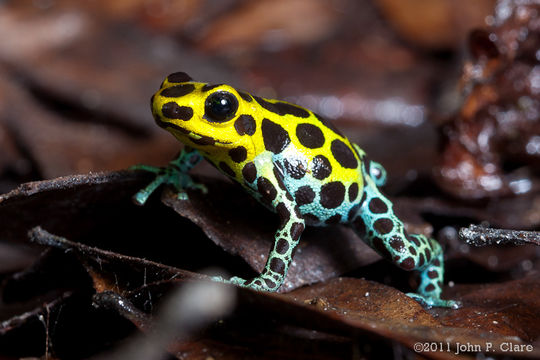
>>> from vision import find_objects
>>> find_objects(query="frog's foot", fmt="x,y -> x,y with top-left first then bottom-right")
210,276 -> 279,292
406,292 -> 461,309
409,250 -> 461,309
129,164 -> 162,174
210,275 -> 229,284
210,275 -> 249,287
131,163 -> 207,205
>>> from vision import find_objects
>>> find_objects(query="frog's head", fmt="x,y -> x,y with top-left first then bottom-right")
151,72 -> 256,157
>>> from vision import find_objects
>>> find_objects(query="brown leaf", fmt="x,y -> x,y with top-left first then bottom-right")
436,0 -> 540,201
161,180 -> 380,292
441,275 -> 540,342
0,171 -> 149,243
286,277 -> 440,326
28,226 -> 204,295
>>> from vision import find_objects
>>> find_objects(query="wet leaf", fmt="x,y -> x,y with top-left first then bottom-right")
28,226 -> 204,296
0,171 -> 149,243
0,1 -> 539,359
161,180 -> 380,292
441,275 -> 540,342
436,0 -> 540,202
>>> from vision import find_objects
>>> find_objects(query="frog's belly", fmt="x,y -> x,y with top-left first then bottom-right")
273,148 -> 364,227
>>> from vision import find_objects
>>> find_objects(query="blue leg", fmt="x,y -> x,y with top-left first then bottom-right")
350,151 -> 459,308
131,147 -> 207,205
406,247 -> 457,308
213,161 -> 304,292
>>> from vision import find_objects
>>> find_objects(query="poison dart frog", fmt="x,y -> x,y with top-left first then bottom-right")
133,72 -> 458,308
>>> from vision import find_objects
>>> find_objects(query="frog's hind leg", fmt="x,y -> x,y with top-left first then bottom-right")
406,239 -> 455,307
349,158 -> 458,308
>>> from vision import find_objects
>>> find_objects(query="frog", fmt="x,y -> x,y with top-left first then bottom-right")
133,71 -> 459,308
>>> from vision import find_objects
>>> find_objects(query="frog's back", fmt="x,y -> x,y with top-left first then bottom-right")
151,74 -> 365,226
246,95 -> 366,226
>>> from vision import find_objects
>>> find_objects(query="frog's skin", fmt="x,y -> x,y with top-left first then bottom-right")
133,72 -> 458,308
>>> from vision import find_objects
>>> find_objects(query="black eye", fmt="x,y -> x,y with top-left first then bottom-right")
204,91 -> 238,122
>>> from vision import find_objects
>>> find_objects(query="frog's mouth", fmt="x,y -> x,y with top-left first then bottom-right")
157,118 -> 232,146
185,130 -> 232,146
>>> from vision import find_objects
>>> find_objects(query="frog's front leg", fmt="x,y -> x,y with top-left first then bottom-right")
219,162 -> 305,292
131,146 -> 206,205
351,155 -> 459,308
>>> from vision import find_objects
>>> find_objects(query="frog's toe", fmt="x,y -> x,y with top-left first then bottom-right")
191,183 -> 208,194
210,275 -> 228,283
171,184 -> 189,200
229,276 -> 248,287
132,190 -> 150,206
406,292 -> 461,309
176,192 -> 189,201
129,164 -> 162,174
180,177 -> 208,194
171,177 -> 208,200
132,172 -> 170,205
210,275 -> 248,287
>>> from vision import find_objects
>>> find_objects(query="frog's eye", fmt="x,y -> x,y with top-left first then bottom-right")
204,91 -> 238,122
